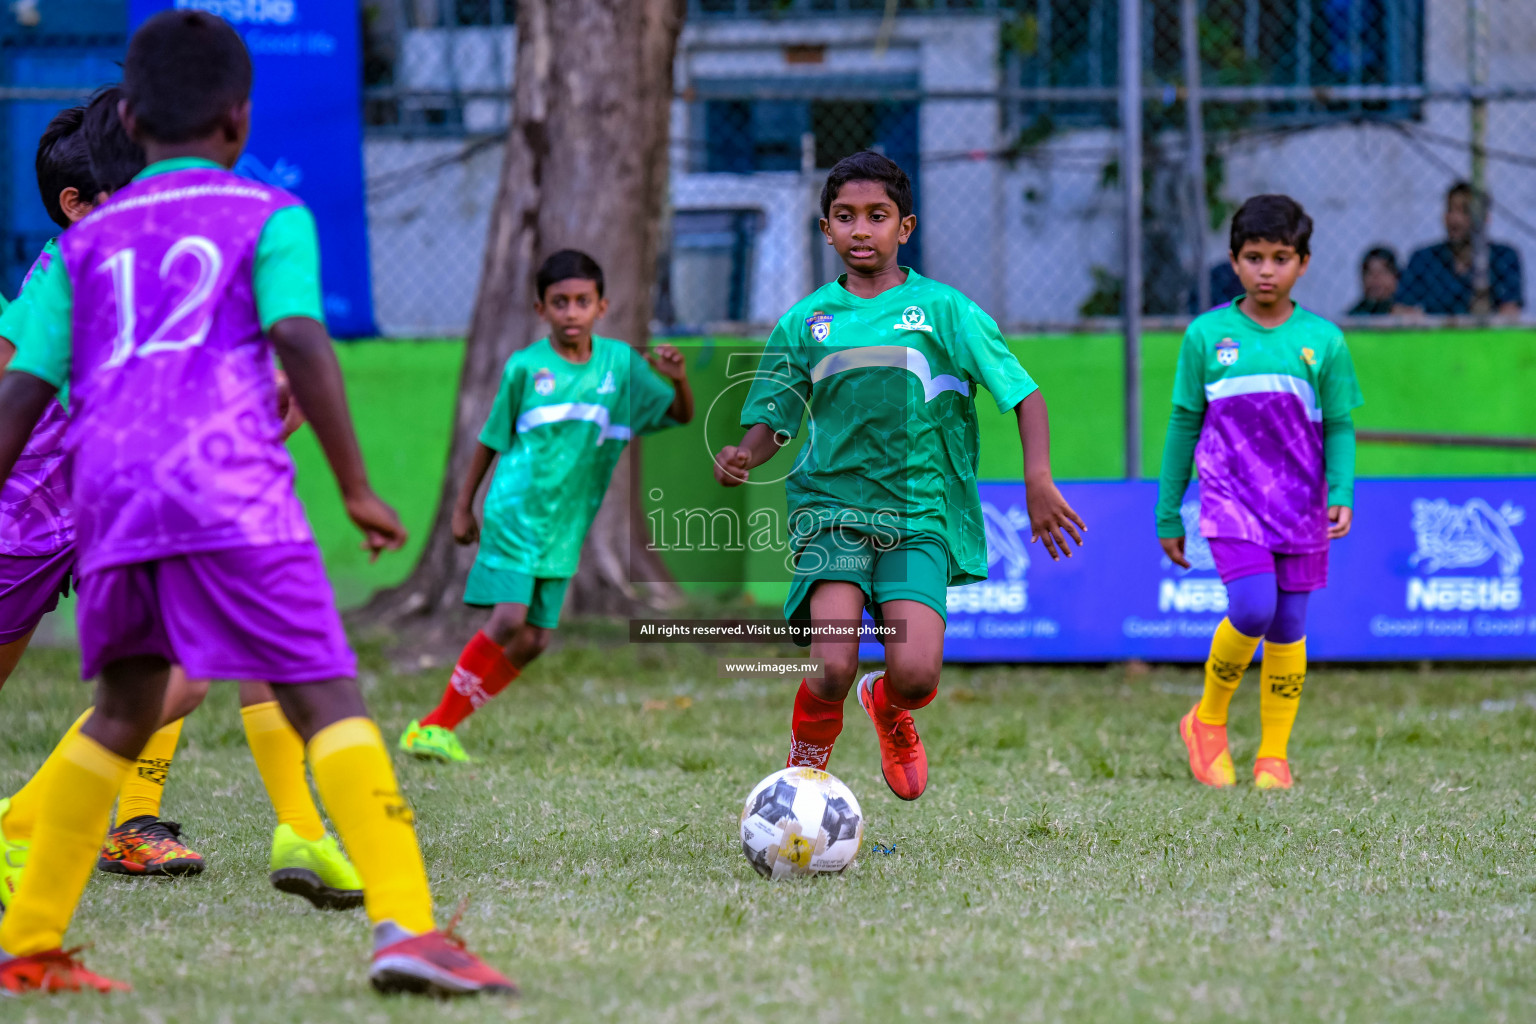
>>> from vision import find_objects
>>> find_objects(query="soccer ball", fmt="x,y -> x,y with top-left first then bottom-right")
739,766 -> 864,879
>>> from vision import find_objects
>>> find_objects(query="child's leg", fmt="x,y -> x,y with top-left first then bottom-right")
875,599 -> 945,709
1256,589 -> 1310,766
113,667 -> 208,826
0,656 -> 169,956
418,603 -> 528,732
787,582 -> 864,768
0,629 -> 36,692
271,679 -> 435,935
239,680 -> 327,841
1196,573 -> 1274,726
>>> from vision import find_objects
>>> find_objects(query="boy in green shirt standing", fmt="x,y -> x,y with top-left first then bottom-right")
401,250 -> 693,763
715,152 -> 1084,801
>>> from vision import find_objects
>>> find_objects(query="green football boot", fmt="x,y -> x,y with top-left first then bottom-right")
397,719 -> 470,763
0,797 -> 28,910
269,824 -> 365,911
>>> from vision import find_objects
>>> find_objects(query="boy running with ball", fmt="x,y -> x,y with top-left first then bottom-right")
715,151 -> 1083,800
0,11 -> 510,995
399,250 -> 693,763
1158,194 -> 1362,790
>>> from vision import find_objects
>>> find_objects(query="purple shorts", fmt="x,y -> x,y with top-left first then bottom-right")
75,542 -> 355,683
1208,537 -> 1328,593
0,547 -> 74,644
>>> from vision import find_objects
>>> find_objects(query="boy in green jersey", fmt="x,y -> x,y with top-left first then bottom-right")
401,250 -> 693,763
714,152 -> 1084,801
1157,195 -> 1362,791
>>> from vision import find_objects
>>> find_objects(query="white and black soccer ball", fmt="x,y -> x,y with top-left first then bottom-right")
739,767 -> 864,879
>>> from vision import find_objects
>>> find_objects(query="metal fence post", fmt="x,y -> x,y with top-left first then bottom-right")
1469,0 -> 1491,315
1182,0 -> 1209,314
1121,0 -> 1144,479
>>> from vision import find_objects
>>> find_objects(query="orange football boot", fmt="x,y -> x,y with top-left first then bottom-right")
1178,704 -> 1236,788
1253,757 -> 1293,790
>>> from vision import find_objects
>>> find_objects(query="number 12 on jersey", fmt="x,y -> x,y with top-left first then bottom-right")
98,236 -> 224,368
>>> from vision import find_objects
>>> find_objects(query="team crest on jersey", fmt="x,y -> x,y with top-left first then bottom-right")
894,306 -> 933,333
1301,347 -> 1317,366
805,311 -> 834,343
1216,337 -> 1239,366
596,370 -> 616,394
534,369 -> 556,396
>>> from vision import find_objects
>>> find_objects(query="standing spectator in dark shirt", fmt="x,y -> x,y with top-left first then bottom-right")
1348,247 -> 1399,315
1395,182 -> 1522,315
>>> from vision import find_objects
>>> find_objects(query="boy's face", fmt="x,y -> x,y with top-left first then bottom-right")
820,179 -> 916,275
536,278 -> 606,345
1362,256 -> 1398,302
1230,239 -> 1308,306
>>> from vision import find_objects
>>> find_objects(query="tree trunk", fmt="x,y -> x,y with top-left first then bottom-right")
362,0 -> 686,624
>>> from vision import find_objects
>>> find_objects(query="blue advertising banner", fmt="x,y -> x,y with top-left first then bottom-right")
128,0 -> 376,336
862,479 -> 1534,662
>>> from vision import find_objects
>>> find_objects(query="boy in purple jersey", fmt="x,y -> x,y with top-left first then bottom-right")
1156,195 -> 1362,791
0,12 -> 512,996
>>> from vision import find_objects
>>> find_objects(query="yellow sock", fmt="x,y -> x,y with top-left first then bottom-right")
1257,637 -> 1306,760
115,717 -> 183,825
308,718 -> 434,933
1196,618 -> 1262,725
0,733 -> 129,956
3,708 -> 91,842
241,701 -> 326,841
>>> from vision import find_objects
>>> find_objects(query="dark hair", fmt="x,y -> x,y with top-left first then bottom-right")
1229,194 -> 1313,258
1446,179 -> 1490,209
82,86 -> 146,196
1361,246 -> 1399,275
123,10 -> 252,145
536,249 -> 604,301
35,104 -> 92,230
820,151 -> 914,220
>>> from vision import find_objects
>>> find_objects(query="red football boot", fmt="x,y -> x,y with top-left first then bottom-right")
370,923 -> 517,997
856,671 -> 928,801
0,948 -> 130,994
97,816 -> 205,877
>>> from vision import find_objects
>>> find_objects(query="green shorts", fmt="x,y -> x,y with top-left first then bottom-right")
463,562 -> 569,629
784,529 -> 950,646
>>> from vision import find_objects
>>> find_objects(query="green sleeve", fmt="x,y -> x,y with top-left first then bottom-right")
628,348 -> 680,437
477,359 -> 523,453
1,254 -> 73,391
953,302 -> 1037,412
1155,405 -> 1204,537
1323,414 -> 1357,508
739,317 -> 810,437
1171,323 -> 1209,413
1319,334 -> 1364,419
254,205 -> 325,330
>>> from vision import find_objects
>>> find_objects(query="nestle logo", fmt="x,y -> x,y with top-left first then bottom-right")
1158,578 -> 1229,614
947,582 -> 1026,615
1405,577 -> 1521,612
176,0 -> 296,25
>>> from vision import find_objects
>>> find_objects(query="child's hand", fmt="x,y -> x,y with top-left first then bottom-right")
452,505 -> 480,546
344,490 -> 407,562
649,344 -> 687,382
1160,535 -> 1191,569
1327,505 -> 1353,539
1025,477 -> 1086,561
714,445 -> 751,486
273,369 -> 306,441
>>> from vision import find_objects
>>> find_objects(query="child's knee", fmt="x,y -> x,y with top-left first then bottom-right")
484,605 -> 527,647
515,625 -> 552,661
1226,591 -> 1276,638
816,645 -> 860,691
885,658 -> 941,703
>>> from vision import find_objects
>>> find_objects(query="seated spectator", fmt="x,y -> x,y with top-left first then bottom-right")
1188,260 -> 1245,313
1349,247 -> 1399,315
1395,182 -> 1522,315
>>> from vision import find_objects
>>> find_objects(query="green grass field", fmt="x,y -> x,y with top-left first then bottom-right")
287,331 -> 1536,607
2,641 -> 1533,1020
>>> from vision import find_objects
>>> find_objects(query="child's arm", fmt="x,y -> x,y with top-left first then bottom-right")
648,344 -> 694,425
1155,405 -> 1204,568
714,423 -> 788,487
268,317 -> 406,560
0,372 -> 56,486
452,443 -> 497,545
1323,414 -> 1356,539
1016,391 -> 1086,561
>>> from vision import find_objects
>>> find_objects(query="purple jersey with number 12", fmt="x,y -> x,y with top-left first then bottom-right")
57,166 -> 313,575
0,244 -> 73,557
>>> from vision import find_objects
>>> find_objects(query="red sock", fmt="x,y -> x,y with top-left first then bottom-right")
791,679 -> 843,750
873,673 -> 936,717
420,631 -> 519,730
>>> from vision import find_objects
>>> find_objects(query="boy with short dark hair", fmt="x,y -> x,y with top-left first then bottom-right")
1158,193 -> 1362,791
0,11 -> 510,995
714,150 -> 1083,801
399,248 -> 693,763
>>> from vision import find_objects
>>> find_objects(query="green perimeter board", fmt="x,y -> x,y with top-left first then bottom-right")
285,331 -> 1536,608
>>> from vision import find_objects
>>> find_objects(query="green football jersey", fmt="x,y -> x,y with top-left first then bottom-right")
477,336 -> 680,578
740,270 -> 1038,586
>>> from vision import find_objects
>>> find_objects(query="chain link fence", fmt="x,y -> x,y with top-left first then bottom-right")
354,0 -> 1536,338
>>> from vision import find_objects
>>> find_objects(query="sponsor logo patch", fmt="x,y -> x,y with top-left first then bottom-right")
805,311 -> 834,343
534,369 -> 556,396
1216,337 -> 1239,366
894,306 -> 933,332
